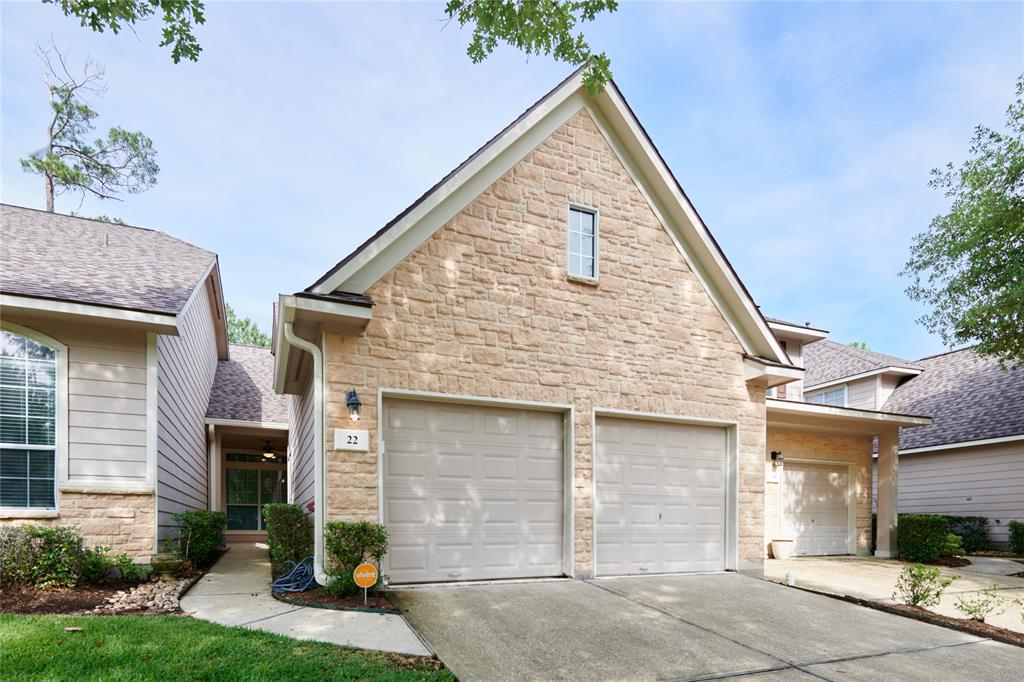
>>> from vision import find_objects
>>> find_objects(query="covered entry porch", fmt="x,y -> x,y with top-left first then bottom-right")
765,399 -> 931,559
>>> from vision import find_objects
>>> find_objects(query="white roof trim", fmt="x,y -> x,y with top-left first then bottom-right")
308,71 -> 789,365
899,433 -> 1024,455
767,320 -> 829,342
766,397 -> 932,427
205,418 -> 289,431
806,365 -> 923,391
1,293 -> 179,333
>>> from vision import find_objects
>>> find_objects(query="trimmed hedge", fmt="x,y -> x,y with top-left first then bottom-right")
943,516 -> 990,552
263,503 -> 312,575
897,514 -> 949,563
1010,520 -> 1024,556
324,520 -> 388,596
173,510 -> 226,566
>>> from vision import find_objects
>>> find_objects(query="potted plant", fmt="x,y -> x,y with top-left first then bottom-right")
150,540 -> 187,580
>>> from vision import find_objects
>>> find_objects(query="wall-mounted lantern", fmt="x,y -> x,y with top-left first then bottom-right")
771,451 -> 784,465
346,389 -> 362,421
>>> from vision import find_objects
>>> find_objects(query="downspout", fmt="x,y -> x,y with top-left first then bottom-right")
283,322 -> 329,586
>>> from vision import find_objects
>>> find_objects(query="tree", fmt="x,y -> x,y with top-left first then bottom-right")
848,342 -> 870,350
445,0 -> 618,94
226,305 -> 271,347
903,75 -> 1024,368
20,45 -> 159,212
43,0 -> 206,63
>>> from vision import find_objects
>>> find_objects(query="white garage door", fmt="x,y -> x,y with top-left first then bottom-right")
595,417 -> 727,576
381,399 -> 564,583
783,462 -> 851,556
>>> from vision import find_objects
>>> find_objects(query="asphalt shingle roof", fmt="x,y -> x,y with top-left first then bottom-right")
803,339 -> 921,388
883,348 -> 1024,450
206,345 -> 288,424
1,204 -> 215,315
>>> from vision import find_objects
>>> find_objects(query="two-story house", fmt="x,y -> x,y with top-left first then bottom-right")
275,68 -> 930,585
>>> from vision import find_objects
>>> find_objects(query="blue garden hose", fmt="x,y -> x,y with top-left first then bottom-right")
271,556 -> 317,592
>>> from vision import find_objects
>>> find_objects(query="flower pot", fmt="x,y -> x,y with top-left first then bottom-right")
151,553 -> 186,580
771,538 -> 795,560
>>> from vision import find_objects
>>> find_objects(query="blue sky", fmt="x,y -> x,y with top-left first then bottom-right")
2,2 -> 1021,359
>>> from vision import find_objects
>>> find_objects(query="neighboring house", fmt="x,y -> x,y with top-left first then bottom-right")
804,339 -> 1024,547
0,205 -> 286,558
274,67 -> 930,587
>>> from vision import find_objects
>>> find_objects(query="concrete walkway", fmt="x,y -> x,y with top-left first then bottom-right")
766,556 -> 1024,634
179,543 -> 431,656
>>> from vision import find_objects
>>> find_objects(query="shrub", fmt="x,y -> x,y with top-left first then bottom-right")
323,521 -> 388,596
943,516 -> 990,553
80,545 -> 113,583
114,553 -> 145,582
1009,520 -> 1024,556
0,525 -> 88,588
263,503 -> 312,575
893,564 -> 958,608
954,585 -> 1007,622
172,510 -> 227,566
942,533 -> 964,558
897,514 -> 949,563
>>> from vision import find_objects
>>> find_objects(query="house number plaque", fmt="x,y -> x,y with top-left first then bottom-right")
334,429 -> 370,452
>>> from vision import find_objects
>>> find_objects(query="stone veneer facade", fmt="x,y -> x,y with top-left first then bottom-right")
2,491 -> 155,560
764,429 -> 873,556
320,108 -> 768,575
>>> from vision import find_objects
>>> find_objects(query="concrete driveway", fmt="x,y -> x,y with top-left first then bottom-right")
765,556 -> 1024,634
392,573 -> 1023,681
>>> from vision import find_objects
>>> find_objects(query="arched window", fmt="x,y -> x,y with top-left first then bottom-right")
0,329 -> 58,508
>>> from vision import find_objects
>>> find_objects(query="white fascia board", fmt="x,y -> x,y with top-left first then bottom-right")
1,293 -> 179,334
273,294 -> 295,394
767,321 -> 829,343
766,397 -> 932,426
204,417 -> 289,430
311,73 -> 588,295
293,295 -> 373,321
899,433 -> 1024,455
806,366 -> 923,391
743,357 -> 804,388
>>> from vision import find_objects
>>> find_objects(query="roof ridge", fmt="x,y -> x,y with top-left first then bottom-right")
824,338 -> 919,367
0,203 -> 217,259
915,345 -> 979,362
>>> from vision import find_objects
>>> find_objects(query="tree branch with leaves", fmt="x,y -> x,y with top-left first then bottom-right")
20,44 -> 159,212
226,305 -> 271,347
902,75 -> 1024,368
445,0 -> 618,94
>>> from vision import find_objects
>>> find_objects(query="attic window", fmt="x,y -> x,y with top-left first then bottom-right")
568,206 -> 597,280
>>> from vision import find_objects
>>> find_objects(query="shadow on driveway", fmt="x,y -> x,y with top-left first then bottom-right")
393,573 -> 1024,681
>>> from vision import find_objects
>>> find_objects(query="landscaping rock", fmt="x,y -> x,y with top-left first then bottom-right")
95,577 -> 191,613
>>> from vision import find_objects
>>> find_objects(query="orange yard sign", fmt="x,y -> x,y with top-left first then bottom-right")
353,563 -> 378,589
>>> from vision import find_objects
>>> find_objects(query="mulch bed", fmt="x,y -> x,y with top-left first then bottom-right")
2,582 -> 143,616
933,556 -> 971,568
883,603 -> 1024,648
273,587 -> 400,613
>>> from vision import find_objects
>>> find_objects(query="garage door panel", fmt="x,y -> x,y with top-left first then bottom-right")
382,399 -> 564,583
596,417 -> 727,576
783,462 -> 851,556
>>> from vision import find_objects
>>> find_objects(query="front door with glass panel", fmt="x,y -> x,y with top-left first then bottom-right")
225,454 -> 286,531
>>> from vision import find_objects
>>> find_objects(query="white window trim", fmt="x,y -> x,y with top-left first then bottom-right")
567,203 -> 599,283
805,384 -> 847,407
0,321 -> 68,515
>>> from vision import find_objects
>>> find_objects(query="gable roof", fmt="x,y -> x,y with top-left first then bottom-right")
1,204 -> 216,316
206,344 -> 288,424
303,67 -> 791,366
884,347 -> 1024,451
803,339 -> 922,388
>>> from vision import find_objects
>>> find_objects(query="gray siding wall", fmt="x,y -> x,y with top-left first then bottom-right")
872,441 -> 1024,547
156,281 -> 218,540
4,317 -> 149,484
287,377 -> 315,512
845,378 -> 877,410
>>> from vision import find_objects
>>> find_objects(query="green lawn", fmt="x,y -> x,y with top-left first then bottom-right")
0,614 -> 452,681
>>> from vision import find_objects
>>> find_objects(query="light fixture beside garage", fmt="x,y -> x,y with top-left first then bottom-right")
346,389 -> 362,421
771,451 -> 784,465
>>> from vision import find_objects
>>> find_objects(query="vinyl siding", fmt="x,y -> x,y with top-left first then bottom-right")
287,376 -> 315,512
872,441 -> 1024,547
2,317 -> 149,484
156,281 -> 219,540
845,377 -> 877,410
